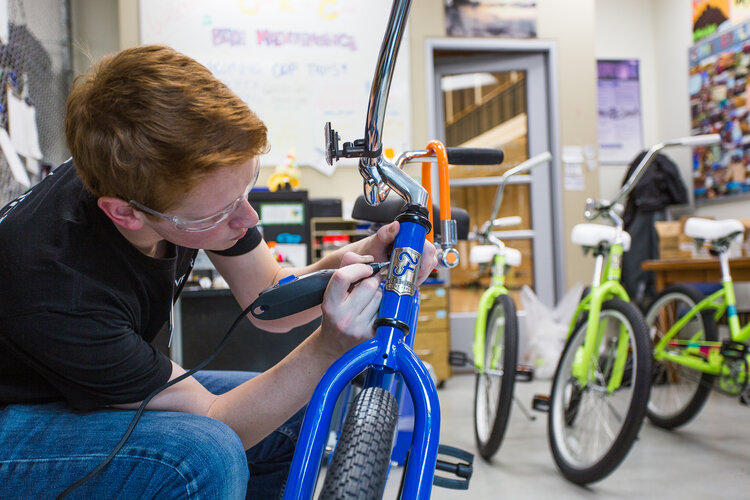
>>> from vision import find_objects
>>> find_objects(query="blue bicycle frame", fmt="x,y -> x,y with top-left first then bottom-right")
283,220 -> 439,499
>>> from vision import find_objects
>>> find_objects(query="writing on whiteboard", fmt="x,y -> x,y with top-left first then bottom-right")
212,28 -> 247,47
256,30 -> 356,50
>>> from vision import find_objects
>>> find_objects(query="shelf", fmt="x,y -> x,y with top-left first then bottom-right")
310,217 -> 370,262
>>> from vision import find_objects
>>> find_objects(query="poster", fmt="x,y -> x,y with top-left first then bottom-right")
596,60 -> 643,165
693,0 -> 731,42
140,0 -> 411,174
445,0 -> 537,38
689,19 -> 750,202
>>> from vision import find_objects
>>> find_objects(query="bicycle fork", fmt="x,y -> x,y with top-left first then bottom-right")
571,251 -> 631,393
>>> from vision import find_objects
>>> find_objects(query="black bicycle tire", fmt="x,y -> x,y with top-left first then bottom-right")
319,386 -> 399,500
548,298 -> 652,485
473,294 -> 518,460
645,284 -> 717,429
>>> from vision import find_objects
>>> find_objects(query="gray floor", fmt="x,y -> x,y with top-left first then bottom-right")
384,373 -> 750,499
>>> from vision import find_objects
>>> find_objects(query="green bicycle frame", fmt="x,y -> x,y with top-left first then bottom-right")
473,253 -> 509,372
653,274 -> 750,376
568,242 -> 632,392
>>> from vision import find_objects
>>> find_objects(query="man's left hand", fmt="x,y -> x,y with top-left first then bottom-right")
354,221 -> 437,285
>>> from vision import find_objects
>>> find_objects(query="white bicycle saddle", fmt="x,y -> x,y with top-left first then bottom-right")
684,217 -> 744,241
571,223 -> 632,251
469,245 -> 522,267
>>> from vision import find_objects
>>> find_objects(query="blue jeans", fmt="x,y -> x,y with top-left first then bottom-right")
0,371 -> 303,499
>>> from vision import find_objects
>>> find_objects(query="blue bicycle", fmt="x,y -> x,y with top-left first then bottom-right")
247,1 -> 509,497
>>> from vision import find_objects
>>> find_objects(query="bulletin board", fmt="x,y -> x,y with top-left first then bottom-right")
689,20 -> 750,202
140,0 -> 412,175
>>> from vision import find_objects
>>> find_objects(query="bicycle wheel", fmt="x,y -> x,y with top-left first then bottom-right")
474,294 -> 518,460
319,386 -> 399,500
548,298 -> 651,485
644,284 -> 717,429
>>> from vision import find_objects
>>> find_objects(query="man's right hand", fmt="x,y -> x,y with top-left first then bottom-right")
319,252 -> 383,358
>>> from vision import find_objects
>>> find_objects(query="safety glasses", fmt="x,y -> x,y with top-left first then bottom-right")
129,165 -> 260,232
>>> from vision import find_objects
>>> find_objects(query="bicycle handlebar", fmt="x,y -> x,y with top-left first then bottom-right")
362,0 -> 411,161
587,134 -> 720,223
669,134 -> 721,147
446,148 -> 505,165
482,151 -> 552,238
394,147 -> 504,169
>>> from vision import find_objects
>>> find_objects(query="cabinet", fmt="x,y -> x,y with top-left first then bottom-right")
413,282 -> 451,383
161,289 -> 319,372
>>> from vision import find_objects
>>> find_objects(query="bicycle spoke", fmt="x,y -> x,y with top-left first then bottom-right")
595,396 -> 616,442
605,399 -> 624,423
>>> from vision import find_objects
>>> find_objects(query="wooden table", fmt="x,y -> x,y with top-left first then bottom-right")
642,256 -> 750,291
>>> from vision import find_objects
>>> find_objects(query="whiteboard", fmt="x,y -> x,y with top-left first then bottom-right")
140,0 -> 412,174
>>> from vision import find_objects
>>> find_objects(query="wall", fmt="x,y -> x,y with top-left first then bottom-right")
69,0 -> 119,76
594,0 -> 658,200
536,0 -> 598,289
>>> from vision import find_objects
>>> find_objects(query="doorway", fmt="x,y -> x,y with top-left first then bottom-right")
425,39 -> 564,352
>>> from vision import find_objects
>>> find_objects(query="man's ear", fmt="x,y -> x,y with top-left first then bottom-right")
97,197 -> 146,231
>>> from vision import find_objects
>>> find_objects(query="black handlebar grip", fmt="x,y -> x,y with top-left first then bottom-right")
446,148 -> 504,165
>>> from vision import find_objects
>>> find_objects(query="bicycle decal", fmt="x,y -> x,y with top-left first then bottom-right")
386,247 -> 421,296
727,304 -> 737,318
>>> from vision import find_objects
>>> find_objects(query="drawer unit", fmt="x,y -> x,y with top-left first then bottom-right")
412,283 -> 451,383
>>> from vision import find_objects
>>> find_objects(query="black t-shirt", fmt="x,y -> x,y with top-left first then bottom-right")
0,160 -> 262,411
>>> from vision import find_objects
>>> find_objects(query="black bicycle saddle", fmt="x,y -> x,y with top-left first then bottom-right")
351,195 -> 470,240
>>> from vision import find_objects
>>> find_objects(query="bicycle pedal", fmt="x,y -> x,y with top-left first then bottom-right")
515,365 -> 534,382
433,444 -> 473,490
532,394 -> 550,413
449,350 -> 471,367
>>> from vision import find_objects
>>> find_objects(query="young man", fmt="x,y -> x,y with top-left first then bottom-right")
0,45 -> 436,498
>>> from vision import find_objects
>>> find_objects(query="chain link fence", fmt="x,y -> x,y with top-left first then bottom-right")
0,0 -> 72,207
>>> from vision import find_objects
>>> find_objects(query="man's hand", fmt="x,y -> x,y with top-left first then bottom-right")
319,253 -> 383,357
355,221 -> 437,285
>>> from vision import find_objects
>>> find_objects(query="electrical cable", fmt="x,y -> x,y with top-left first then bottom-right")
55,300 -> 257,499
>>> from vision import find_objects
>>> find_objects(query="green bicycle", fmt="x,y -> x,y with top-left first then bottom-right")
468,151 -> 551,461
540,134 -> 720,484
645,217 -> 749,428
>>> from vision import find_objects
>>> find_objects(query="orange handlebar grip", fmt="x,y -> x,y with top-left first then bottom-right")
421,161 -> 434,243
425,140 -> 452,230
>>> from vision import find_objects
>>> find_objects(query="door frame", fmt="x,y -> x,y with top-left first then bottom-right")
424,37 -> 565,302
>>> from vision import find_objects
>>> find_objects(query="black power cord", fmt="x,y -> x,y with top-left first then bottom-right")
56,301 -> 256,499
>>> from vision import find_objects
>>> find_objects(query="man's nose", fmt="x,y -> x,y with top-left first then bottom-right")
229,198 -> 259,228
